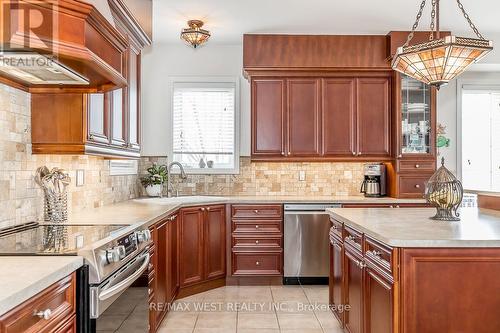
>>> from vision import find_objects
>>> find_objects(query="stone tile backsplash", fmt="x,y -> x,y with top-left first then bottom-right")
140,157 -> 365,197
0,84 -> 139,228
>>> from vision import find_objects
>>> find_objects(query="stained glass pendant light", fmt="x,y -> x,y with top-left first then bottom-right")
392,0 -> 493,88
180,20 -> 211,48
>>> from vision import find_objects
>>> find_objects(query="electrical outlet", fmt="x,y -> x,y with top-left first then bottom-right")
299,170 -> 306,181
76,169 -> 85,186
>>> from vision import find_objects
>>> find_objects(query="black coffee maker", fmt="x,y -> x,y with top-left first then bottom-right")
360,163 -> 387,197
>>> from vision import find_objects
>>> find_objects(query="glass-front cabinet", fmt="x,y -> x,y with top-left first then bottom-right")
398,74 -> 435,158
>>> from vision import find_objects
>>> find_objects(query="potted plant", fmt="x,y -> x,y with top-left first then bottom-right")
140,164 -> 167,197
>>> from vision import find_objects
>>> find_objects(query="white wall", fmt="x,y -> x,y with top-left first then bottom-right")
437,71 -> 500,177
141,43 -> 250,156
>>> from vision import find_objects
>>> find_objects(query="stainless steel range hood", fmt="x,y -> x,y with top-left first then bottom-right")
0,52 -> 89,85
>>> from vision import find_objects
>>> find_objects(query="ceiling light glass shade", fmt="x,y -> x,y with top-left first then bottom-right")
180,20 -> 211,48
392,35 -> 493,88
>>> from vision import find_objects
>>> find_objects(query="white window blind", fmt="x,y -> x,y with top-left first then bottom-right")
172,81 -> 237,173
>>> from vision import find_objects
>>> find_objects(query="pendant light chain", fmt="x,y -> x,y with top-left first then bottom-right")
404,0 -> 427,47
429,0 -> 437,40
456,0 -> 485,40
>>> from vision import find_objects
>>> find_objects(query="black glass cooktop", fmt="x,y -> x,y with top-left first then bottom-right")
0,222 -> 128,255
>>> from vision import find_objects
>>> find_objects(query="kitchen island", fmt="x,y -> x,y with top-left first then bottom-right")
326,207 -> 500,333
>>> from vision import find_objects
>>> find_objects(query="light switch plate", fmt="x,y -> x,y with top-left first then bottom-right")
76,169 -> 85,186
299,170 -> 306,181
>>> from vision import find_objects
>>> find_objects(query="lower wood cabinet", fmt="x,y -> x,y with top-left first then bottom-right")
364,267 -> 393,333
148,213 -> 179,332
329,233 -> 344,326
179,205 -> 226,287
0,273 -> 76,333
344,246 -> 364,333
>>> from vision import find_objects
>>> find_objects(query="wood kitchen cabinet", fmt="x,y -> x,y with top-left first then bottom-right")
329,223 -> 345,326
251,76 -> 391,161
0,273 -> 76,333
344,245 -> 364,333
287,79 -> 321,157
179,205 -> 226,289
364,266 -> 394,333
251,79 -> 286,157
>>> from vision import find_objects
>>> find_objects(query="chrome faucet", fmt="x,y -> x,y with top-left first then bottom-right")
166,162 -> 187,197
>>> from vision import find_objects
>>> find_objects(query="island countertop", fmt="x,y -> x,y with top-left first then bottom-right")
327,207 -> 500,247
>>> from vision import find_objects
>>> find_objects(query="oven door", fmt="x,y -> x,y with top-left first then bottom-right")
90,249 -> 150,319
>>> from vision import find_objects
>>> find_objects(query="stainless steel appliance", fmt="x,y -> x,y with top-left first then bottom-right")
0,221 -> 152,332
360,163 -> 387,197
284,203 -> 341,284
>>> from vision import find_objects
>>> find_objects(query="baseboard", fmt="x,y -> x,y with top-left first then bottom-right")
226,276 -> 283,286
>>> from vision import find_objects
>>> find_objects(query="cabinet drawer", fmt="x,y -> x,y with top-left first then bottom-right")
364,236 -> 394,276
231,204 -> 283,219
330,219 -> 343,239
344,225 -> 363,253
397,160 -> 435,173
232,252 -> 282,276
54,315 -> 76,333
0,274 -> 75,333
398,175 -> 430,197
232,235 -> 282,250
232,220 -> 282,233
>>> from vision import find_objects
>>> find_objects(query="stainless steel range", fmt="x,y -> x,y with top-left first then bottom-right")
0,221 -> 152,329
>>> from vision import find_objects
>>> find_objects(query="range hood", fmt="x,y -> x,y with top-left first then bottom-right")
0,53 -> 89,85
0,0 -> 128,92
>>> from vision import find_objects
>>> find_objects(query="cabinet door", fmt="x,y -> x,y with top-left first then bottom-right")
204,205 -> 226,280
356,78 -> 391,157
322,78 -> 356,157
287,79 -> 321,156
127,50 -> 140,150
364,267 -> 394,333
179,207 -> 205,286
344,248 -> 364,333
110,89 -> 126,146
167,215 -> 179,303
330,238 -> 345,326
87,93 -> 109,144
251,79 -> 286,157
155,220 -> 168,323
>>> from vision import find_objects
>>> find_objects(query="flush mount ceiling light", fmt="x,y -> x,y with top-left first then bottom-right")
180,20 -> 211,48
392,0 -> 493,88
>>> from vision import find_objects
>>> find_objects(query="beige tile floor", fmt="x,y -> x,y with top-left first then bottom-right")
158,285 -> 343,333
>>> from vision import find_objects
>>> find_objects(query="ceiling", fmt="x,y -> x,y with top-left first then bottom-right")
152,0 -> 500,44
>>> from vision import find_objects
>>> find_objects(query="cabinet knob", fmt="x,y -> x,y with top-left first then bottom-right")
389,205 -> 394,208
352,152 -> 356,156
255,261 -> 260,266
206,207 -> 210,211
396,205 -> 400,208
281,152 -> 285,156
255,240 -> 259,244
359,260 -> 367,269
415,164 -> 420,168
398,154 -> 403,158
89,134 -> 94,140
358,152 -> 362,156
415,184 -> 421,189
200,207 -> 205,211
332,225 -> 338,230
287,152 -> 291,156
254,210 -> 259,214
148,288 -> 152,295
371,250 -> 382,258
34,309 -> 52,320
255,225 -> 259,229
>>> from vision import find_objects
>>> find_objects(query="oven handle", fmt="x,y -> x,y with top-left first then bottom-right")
98,253 -> 150,301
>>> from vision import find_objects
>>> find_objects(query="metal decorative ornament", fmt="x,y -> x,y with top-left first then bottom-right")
425,158 -> 463,221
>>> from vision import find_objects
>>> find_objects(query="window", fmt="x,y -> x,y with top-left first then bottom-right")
461,87 -> 500,192
171,78 -> 239,174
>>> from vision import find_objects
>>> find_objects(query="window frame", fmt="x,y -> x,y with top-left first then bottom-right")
167,76 -> 240,175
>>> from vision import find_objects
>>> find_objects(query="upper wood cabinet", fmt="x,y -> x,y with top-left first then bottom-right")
322,78 -> 356,157
357,78 -> 391,157
251,76 -> 391,161
287,79 -> 321,157
251,79 -> 286,157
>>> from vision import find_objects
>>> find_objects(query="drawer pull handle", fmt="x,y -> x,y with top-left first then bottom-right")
34,309 -> 52,320
415,164 -> 420,168
332,225 -> 338,230
371,250 -> 382,258
359,260 -> 367,269
256,261 -> 260,266
415,184 -> 421,188
255,240 -> 259,244
346,235 -> 357,242
255,225 -> 259,229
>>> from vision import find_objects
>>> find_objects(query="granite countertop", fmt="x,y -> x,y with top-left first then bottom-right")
0,256 -> 83,316
327,207 -> 500,247
64,195 -> 426,226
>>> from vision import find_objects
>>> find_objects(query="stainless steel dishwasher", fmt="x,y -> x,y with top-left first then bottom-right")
284,203 -> 342,284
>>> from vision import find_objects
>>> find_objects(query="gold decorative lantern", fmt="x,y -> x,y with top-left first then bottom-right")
425,158 -> 463,221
